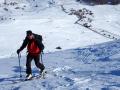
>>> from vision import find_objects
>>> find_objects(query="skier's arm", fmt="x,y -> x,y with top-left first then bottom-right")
17,37 -> 28,54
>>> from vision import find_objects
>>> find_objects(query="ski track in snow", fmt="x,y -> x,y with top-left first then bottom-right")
0,39 -> 120,90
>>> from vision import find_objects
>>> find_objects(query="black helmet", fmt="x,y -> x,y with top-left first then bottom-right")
26,30 -> 32,36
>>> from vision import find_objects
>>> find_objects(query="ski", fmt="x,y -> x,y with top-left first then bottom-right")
11,70 -> 47,84
33,70 -> 47,79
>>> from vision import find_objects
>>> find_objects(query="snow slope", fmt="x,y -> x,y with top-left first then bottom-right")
0,39 -> 120,90
0,0 -> 120,90
0,0 -> 119,58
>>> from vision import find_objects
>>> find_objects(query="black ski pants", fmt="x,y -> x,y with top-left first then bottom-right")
26,54 -> 45,75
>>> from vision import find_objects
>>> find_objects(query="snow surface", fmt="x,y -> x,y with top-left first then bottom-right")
0,39 -> 120,90
0,0 -> 120,90
0,0 -> 115,58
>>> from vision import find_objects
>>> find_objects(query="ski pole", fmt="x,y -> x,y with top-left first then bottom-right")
40,52 -> 43,64
18,53 -> 22,78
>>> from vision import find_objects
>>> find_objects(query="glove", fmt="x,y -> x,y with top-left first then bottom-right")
17,49 -> 21,54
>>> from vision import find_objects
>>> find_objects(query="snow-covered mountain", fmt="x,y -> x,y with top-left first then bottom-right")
1,0 -> 120,58
0,0 -> 120,90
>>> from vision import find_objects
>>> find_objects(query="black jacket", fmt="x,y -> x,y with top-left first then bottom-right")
19,33 -> 44,52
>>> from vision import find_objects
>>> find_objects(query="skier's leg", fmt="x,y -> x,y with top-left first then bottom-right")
26,54 -> 33,75
34,54 -> 45,73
